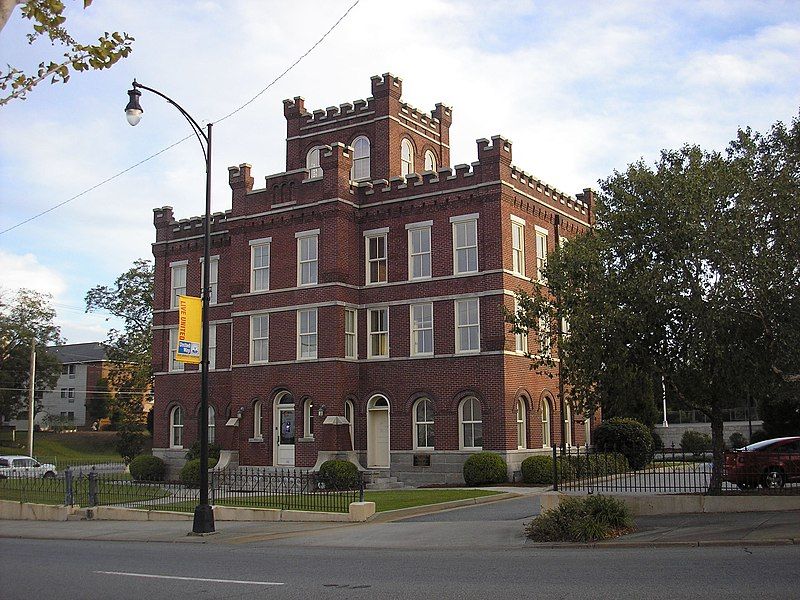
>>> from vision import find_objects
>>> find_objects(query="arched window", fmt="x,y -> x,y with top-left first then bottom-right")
564,403 -> 573,447
304,398 -> 314,438
516,399 -> 526,449
351,136 -> 370,181
459,397 -> 482,450
344,399 -> 355,449
253,400 -> 263,439
413,398 -> 434,450
584,412 -> 592,447
207,405 -> 216,444
306,147 -> 322,179
424,150 -> 436,172
170,406 -> 183,448
401,138 -> 414,176
541,398 -> 551,448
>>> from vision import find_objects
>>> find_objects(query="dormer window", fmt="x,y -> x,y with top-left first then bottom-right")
401,138 -> 414,177
306,147 -> 322,179
424,150 -> 436,172
351,136 -> 370,181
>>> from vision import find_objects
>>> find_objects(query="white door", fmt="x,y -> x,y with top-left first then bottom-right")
367,395 -> 390,468
275,405 -> 295,466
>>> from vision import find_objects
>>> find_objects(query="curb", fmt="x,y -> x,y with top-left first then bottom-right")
524,538 -> 799,549
369,491 -> 521,522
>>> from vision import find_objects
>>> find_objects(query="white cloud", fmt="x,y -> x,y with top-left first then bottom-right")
0,250 -> 67,297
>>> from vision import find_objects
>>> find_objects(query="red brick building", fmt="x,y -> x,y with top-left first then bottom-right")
151,73 -> 596,485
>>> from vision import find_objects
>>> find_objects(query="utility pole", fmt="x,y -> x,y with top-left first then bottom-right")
27,339 -> 36,457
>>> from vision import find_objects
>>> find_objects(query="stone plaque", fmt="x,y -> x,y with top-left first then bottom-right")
413,453 -> 431,467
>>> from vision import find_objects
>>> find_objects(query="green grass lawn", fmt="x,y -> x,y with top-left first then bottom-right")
0,477 -> 168,505
365,488 -> 500,512
0,431 -> 151,465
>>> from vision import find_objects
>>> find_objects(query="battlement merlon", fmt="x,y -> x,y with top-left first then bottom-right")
474,135 -> 513,179
371,72 -> 403,99
320,142 -> 355,199
228,163 -> 254,193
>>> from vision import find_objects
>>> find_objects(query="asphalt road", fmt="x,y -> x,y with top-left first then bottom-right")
3,536 -> 799,599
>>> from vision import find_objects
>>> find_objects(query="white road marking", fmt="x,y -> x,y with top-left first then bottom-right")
94,571 -> 284,586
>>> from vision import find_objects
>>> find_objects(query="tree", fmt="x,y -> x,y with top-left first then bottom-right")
0,288 -> 63,421
509,111 -> 800,492
85,259 -> 153,461
0,0 -> 133,106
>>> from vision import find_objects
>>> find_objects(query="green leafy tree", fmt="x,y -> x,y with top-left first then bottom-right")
509,112 -> 800,492
0,0 -> 134,106
85,259 -> 153,461
84,375 -> 109,422
0,288 -> 63,421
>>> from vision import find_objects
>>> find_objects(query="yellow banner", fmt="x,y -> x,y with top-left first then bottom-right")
176,295 -> 202,364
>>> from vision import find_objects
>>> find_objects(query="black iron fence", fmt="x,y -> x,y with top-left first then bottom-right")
553,445 -> 800,495
0,466 -> 364,513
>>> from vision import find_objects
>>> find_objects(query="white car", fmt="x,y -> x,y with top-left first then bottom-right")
0,455 -> 58,478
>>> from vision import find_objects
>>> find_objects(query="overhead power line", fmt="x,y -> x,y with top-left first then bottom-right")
0,0 -> 361,237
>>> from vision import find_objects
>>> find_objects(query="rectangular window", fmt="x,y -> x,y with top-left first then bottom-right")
201,256 -> 219,304
250,239 -> 271,292
407,223 -> 432,280
451,215 -> 478,274
298,308 -> 318,359
250,314 -> 269,363
208,324 -> 217,370
67,388 -> 75,400
535,227 -> 549,281
170,262 -> 187,309
539,315 -> 552,357
60,388 -> 67,398
365,231 -> 388,284
169,328 -> 184,372
514,300 -> 528,353
297,231 -> 319,286
62,364 -> 76,378
511,218 -> 525,276
368,307 -> 389,358
344,308 -> 357,359
455,298 -> 480,353
410,303 -> 434,356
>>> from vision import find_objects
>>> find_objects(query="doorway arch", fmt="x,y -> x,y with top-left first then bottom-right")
366,394 -> 390,468
273,391 -> 295,466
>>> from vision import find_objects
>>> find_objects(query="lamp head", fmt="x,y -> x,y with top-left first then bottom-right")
125,85 -> 143,126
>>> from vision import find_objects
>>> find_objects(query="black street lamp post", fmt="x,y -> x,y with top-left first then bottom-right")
125,80 -> 215,534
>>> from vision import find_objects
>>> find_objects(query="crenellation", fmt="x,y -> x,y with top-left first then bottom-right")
421,171 -> 438,184
339,101 -> 354,114
405,173 -> 422,186
325,106 -> 339,119
312,108 -> 326,121
389,176 -> 406,191
438,166 -> 455,180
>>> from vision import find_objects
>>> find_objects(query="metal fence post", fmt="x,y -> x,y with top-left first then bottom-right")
552,444 -> 559,491
359,472 -> 365,503
87,470 -> 98,507
209,470 -> 215,505
64,468 -> 74,506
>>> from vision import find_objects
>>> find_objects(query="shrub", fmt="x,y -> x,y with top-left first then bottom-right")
680,430 -> 712,457
568,452 -> 629,479
651,430 -> 664,451
463,452 -> 508,486
185,441 -> 221,461
129,455 -> 166,482
520,455 -> 580,484
594,418 -> 653,470
317,460 -> 359,489
728,432 -> 747,449
179,457 -> 218,488
525,495 -> 634,542
116,424 -> 147,464
749,429 -> 770,443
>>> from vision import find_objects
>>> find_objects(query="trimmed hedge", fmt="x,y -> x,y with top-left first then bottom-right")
185,441 -> 221,461
318,460 -> 359,490
680,430 -> 712,457
594,418 -> 653,470
129,455 -> 166,482
521,452 -> 629,485
463,452 -> 508,486
179,457 -> 218,488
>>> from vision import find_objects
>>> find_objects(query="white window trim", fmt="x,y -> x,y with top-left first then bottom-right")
303,398 -> 314,438
365,231 -> 388,285
208,323 -> 217,371
351,135 -> 371,181
207,405 -> 216,444
424,150 -> 436,173
250,237 -> 272,292
510,214 -> 527,226
409,302 -> 434,357
413,397 -> 434,451
250,314 -> 269,364
511,219 -> 525,277
514,299 -> 528,354
367,306 -> 389,359
454,298 -> 480,354
459,397 -> 483,451
296,231 -> 319,287
451,215 -> 479,275
517,399 -> 527,450
170,262 -> 187,310
297,308 -> 318,360
565,404 -> 573,447
344,307 -> 358,359
170,406 -> 183,449
253,400 -> 263,440
306,147 -> 323,180
401,138 -> 415,177
200,255 -> 220,305
535,225 -> 549,282
542,399 -> 551,448
407,224 -> 432,281
168,328 -> 184,372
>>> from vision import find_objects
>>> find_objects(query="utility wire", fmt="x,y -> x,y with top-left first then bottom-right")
0,0 -> 360,237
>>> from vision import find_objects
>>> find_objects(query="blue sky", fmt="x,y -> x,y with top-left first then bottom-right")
1,0 -> 798,343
